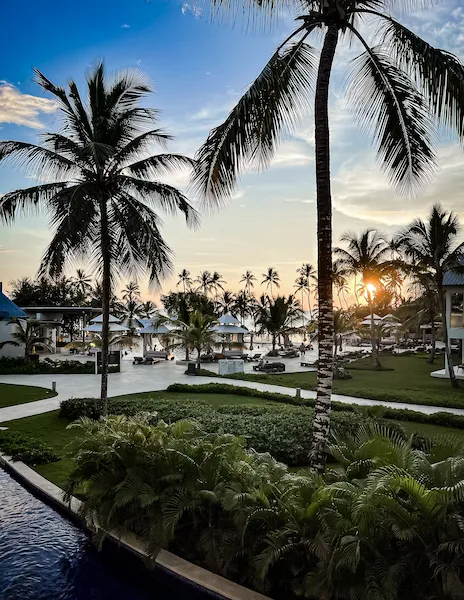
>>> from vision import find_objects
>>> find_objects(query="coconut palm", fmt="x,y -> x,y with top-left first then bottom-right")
0,64 -> 198,414
297,263 -> 317,318
239,270 -> 256,296
211,271 -> 226,300
395,204 -> 464,387
232,290 -> 249,325
217,290 -> 236,315
255,295 -> 301,354
177,268 -> 193,293
332,261 -> 349,310
0,318 -> 53,357
335,229 -> 391,368
121,281 -> 141,303
195,271 -> 214,296
192,1 -> 464,471
294,275 -> 308,332
138,300 -> 157,319
408,270 -> 439,363
71,269 -> 92,299
261,267 -> 280,298
171,310 -> 218,369
332,308 -> 356,361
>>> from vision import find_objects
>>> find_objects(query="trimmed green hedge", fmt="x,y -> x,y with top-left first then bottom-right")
0,357 -> 119,375
166,382 -> 464,430
60,395 -> 405,466
0,430 -> 60,464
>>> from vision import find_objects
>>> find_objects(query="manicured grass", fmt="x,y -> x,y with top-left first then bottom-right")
112,390 -> 269,406
223,355 -> 464,409
0,383 -> 57,408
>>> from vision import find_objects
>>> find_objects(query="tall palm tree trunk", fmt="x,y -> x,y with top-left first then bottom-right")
100,200 -> 111,415
437,281 -> 458,387
310,23 -> 339,473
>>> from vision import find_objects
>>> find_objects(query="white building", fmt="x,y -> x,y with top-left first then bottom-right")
0,283 -> 28,358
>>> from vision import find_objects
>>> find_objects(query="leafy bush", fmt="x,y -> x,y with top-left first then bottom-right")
67,416 -> 464,600
0,430 -> 60,464
0,357 -> 119,375
60,394 -> 404,466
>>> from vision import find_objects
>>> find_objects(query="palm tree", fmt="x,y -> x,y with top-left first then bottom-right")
232,290 -> 249,325
239,270 -> 256,296
407,270 -> 439,363
192,2 -> 464,471
0,64 -> 198,414
71,269 -> 92,299
297,263 -> 316,318
172,310 -> 218,369
121,281 -> 141,303
294,275 -> 308,334
195,271 -> 214,296
177,269 -> 193,293
217,290 -> 236,315
261,267 -> 280,298
395,204 -> 464,387
138,300 -> 157,319
335,229 -> 391,368
332,261 -> 349,310
332,308 -> 356,362
255,295 -> 301,354
0,318 -> 53,357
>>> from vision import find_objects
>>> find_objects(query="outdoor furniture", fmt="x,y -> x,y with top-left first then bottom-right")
247,353 -> 261,362
253,361 -> 285,373
145,350 -> 169,360
279,349 -> 298,358
133,356 -> 161,365
300,361 -> 316,368
223,350 -> 244,359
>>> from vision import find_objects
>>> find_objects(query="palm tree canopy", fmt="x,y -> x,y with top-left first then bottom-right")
335,229 -> 392,285
177,269 -> 193,288
192,0 -> 464,206
0,63 -> 199,285
395,203 -> 464,279
239,270 -> 256,288
261,267 -> 280,288
255,295 -> 301,337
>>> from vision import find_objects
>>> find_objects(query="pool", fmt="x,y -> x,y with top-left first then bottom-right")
0,468 -> 213,599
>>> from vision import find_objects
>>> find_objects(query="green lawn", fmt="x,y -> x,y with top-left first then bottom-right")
226,354 -> 464,409
0,383 -> 57,408
4,387 -> 464,489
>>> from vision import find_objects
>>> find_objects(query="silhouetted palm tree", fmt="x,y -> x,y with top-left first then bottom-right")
122,281 -> 141,303
297,263 -> 317,318
255,295 -> 301,354
138,300 -> 157,319
177,269 -> 193,293
71,269 -> 92,299
232,290 -> 249,325
211,271 -> 226,300
395,204 -> 464,387
0,64 -> 198,413
261,267 -> 280,298
239,270 -> 256,296
217,290 -> 236,315
195,271 -> 214,296
192,0 -> 464,470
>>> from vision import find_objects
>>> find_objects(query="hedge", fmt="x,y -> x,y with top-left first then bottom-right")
0,430 -> 60,464
0,357 -> 119,375
60,395 -> 405,466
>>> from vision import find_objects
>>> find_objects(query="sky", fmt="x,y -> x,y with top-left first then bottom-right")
1,0 -> 464,302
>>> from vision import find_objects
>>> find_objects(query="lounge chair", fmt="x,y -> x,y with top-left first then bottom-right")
247,353 -> 261,362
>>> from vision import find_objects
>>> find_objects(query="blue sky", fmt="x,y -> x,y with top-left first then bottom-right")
1,0 -> 464,300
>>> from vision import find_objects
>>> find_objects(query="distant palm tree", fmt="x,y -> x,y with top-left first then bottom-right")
383,267 -> 404,308
239,270 -> 256,296
395,204 -> 464,387
138,300 -> 157,319
333,309 -> 356,362
192,1 -> 464,472
171,310 -> 218,369
122,281 -> 141,303
335,229 -> 391,368
217,290 -> 236,315
297,263 -> 317,318
255,295 -> 301,354
332,261 -> 349,310
0,318 -> 53,357
294,275 -> 308,332
0,64 -> 198,413
406,271 -> 439,363
177,269 -> 193,293
195,271 -> 214,296
211,271 -> 226,300
71,269 -> 92,298
261,267 -> 280,298
232,290 -> 249,325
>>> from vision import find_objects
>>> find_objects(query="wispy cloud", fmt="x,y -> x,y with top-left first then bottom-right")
182,3 -> 202,17
0,82 -> 55,129
120,23 -> 130,29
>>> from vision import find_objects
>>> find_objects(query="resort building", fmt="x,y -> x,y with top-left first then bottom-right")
0,283 -> 28,358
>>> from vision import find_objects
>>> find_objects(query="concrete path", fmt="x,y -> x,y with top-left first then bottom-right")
0,360 -> 463,422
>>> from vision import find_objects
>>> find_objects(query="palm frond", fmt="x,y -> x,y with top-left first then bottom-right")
0,141 -> 80,181
0,183 -> 67,224
191,40 -> 317,208
346,43 -> 436,194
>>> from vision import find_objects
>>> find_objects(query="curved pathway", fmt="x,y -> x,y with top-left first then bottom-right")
0,361 -> 463,422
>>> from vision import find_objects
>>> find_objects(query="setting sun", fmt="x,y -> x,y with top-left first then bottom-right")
365,283 -> 377,298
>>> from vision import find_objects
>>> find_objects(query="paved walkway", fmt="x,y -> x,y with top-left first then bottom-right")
1,360 -> 463,422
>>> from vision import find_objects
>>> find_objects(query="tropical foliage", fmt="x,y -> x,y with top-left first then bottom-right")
68,417 -> 464,599
0,318 -> 52,357
254,294 -> 301,353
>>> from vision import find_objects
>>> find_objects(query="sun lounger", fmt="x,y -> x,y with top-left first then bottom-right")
247,353 -> 261,362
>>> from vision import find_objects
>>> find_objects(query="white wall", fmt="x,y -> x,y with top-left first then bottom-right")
0,321 -> 24,358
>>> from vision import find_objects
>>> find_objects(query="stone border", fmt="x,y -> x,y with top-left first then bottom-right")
0,454 -> 270,600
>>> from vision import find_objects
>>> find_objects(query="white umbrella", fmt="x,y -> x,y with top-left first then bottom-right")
139,323 -> 171,334
218,313 -> 240,325
84,322 -> 128,332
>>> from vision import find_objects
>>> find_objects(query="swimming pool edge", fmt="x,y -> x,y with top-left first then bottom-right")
0,454 -> 271,600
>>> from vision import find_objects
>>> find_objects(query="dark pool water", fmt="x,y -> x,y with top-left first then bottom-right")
0,469 -> 212,600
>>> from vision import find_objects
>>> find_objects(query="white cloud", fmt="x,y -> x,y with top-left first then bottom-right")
182,3 -> 202,17
120,23 -> 130,28
0,82 -> 55,129
270,139 -> 313,168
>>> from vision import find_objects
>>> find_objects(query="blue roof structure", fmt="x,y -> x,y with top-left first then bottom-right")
0,289 -> 27,320
443,257 -> 464,286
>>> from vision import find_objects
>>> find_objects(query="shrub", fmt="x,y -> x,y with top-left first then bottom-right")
60,395 -> 401,466
0,356 -> 119,375
0,430 -> 60,464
